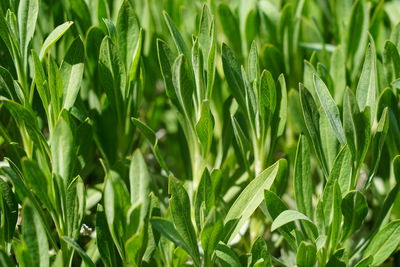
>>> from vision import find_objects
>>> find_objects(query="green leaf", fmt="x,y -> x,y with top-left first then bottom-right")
51,116 -> 74,181
131,118 -> 169,173
150,217 -> 191,255
224,159 -> 287,242
383,40 -> 400,84
346,0 -> 368,73
296,241 -> 317,267
195,101 -> 213,155
395,155 -> 400,185
162,11 -> 188,56
194,169 -> 213,230
116,0 -> 140,77
104,170 -> 130,258
22,200 -> 49,267
125,203 -> 141,240
142,194 -> 160,262
271,210 -> 315,232
0,179 -> 18,242
299,83 -> 328,176
62,236 -> 95,267
274,74 -> 287,138
39,21 -> 74,59
231,115 -> 251,174
129,149 -> 150,221
99,36 -> 124,122
371,156 -> 400,233
96,204 -> 119,267
157,39 -> 180,109
66,176 -> 85,239
172,54 -> 194,120
32,50 -> 48,110
343,88 -> 358,155
330,46 -> 346,102
313,74 -> 346,145
364,220 -> 400,266
0,14 -> 13,56
343,88 -> 371,168
354,256 -> 374,267
259,70 -> 276,123
70,0 -> 91,34
367,108 -> 389,186
0,250 -> 15,267
356,39 -> 377,124
198,4 -> 213,62
264,190 -> 296,247
330,145 -> 352,196
125,232 -> 145,267
60,37 -> 84,110
319,111 -> 338,171
2,100 -> 47,152
218,3 -> 241,55
198,4 -> 216,98
215,242 -> 241,267
244,10 -> 259,54
341,191 -> 368,240
47,57 -> 62,118
322,176 -> 342,249
0,165 -> 58,249
168,177 -> 200,266
0,66 -> 18,101
294,135 -> 313,219
222,44 -> 245,110
326,249 -> 346,267
18,0 -> 38,60
248,41 -> 259,82
250,237 -> 272,267
21,158 -> 52,211
201,215 -> 223,261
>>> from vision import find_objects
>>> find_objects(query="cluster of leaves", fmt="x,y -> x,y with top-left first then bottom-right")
0,0 -> 400,266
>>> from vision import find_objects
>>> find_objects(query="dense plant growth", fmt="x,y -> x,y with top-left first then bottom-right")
1,0 -> 400,266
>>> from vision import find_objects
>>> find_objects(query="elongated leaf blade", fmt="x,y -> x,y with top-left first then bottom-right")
341,191 -> 368,239
215,242 -> 241,267
61,37 -> 84,109
313,74 -> 346,145
0,179 -> 18,242
356,40 -> 377,124
62,236 -> 95,267
224,159 -> 287,242
51,116 -> 74,181
168,177 -> 200,265
18,0 -> 38,59
22,200 -> 49,267
39,21 -> 73,59
222,44 -> 246,109
129,149 -> 150,220
296,241 -> 317,267
294,135 -> 313,218
271,210 -> 314,232
364,220 -> 400,266
116,0 -> 140,75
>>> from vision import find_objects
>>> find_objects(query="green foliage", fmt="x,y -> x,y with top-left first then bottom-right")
0,0 -> 400,266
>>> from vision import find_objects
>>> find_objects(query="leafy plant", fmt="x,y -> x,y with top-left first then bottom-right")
1,0 -> 400,266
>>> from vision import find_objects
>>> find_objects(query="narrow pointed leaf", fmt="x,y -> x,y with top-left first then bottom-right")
364,220 -> 400,266
224,159 -> 287,242
61,37 -> 84,109
313,74 -> 346,145
294,135 -> 313,218
39,21 -> 73,59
